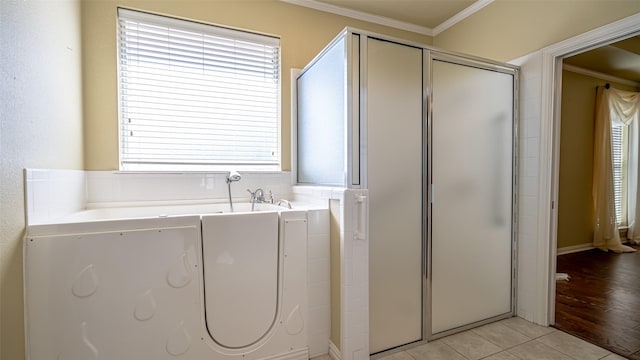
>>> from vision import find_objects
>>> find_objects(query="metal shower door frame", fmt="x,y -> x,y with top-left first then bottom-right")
423,50 -> 519,341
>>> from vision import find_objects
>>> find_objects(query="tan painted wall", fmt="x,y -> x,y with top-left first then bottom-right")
82,0 -> 432,170
0,1 -> 84,359
557,69 -> 637,249
434,1 -> 640,62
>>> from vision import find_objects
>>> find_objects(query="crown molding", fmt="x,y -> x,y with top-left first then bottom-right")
432,0 -> 494,36
280,0 -> 433,36
563,63 -> 640,88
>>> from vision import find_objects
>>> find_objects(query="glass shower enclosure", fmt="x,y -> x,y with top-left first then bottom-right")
296,28 -> 518,355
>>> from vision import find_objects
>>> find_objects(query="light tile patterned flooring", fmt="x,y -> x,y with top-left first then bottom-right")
314,317 -> 628,360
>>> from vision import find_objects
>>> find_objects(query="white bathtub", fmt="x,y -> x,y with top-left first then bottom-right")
24,203 -> 309,360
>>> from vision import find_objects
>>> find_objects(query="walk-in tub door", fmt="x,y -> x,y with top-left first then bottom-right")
201,212 -> 280,348
429,57 -> 516,337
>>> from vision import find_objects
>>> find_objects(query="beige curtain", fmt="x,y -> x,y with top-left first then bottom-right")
593,86 -> 640,252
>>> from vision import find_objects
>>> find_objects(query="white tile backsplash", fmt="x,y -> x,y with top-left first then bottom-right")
24,169 -> 86,226
85,171 -> 292,206
26,170 -> 294,222
308,210 -> 330,235
292,185 -> 342,208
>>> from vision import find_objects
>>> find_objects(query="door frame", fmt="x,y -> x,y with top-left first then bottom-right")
538,13 -> 640,326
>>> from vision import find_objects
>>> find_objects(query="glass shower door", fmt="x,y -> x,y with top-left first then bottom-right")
429,58 -> 516,336
368,38 -> 423,353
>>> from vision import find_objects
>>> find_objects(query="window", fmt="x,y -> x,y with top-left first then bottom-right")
611,122 -> 628,225
117,9 -> 280,171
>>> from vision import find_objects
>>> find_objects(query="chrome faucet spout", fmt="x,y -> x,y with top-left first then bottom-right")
254,188 -> 265,203
247,188 -> 267,211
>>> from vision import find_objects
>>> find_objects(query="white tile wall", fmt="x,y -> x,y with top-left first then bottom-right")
292,186 -> 369,360
85,171 -> 292,206
293,186 -> 336,357
340,189 -> 369,360
25,170 -> 294,224
307,209 -> 331,357
292,185 -> 338,208
510,51 -> 543,322
24,169 -> 86,226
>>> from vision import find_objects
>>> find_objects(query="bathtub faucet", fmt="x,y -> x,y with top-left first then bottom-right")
247,188 -> 275,211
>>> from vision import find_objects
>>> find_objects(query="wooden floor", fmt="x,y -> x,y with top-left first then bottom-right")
555,244 -> 640,359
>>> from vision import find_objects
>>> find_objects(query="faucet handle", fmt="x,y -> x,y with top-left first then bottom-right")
246,189 -> 256,201
277,199 -> 292,209
268,190 -> 275,204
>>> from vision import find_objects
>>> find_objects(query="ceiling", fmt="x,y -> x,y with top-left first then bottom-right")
315,0 -> 475,29
282,0 -> 490,35
284,0 -> 640,83
564,36 -> 640,83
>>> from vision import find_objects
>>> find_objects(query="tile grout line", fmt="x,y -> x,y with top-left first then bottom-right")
444,340 -> 476,360
405,349 -> 419,360
442,333 -> 505,360
471,320 -> 559,354
501,322 -> 557,340
470,327 -> 533,352
379,320 -> 618,360
550,327 -> 623,359
537,333 -> 613,360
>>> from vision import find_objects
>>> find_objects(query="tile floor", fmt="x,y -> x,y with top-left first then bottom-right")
314,317 -> 628,360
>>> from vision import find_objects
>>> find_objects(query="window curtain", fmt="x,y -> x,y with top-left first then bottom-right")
593,86 -> 640,252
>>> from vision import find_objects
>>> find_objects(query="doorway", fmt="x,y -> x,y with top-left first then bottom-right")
546,14 -> 640,359
554,37 -> 640,357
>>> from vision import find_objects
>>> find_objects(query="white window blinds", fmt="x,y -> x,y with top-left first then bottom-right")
611,123 -> 627,225
117,8 -> 281,171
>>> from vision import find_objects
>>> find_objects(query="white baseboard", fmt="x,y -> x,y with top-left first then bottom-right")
328,341 -> 341,360
557,243 -> 594,255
